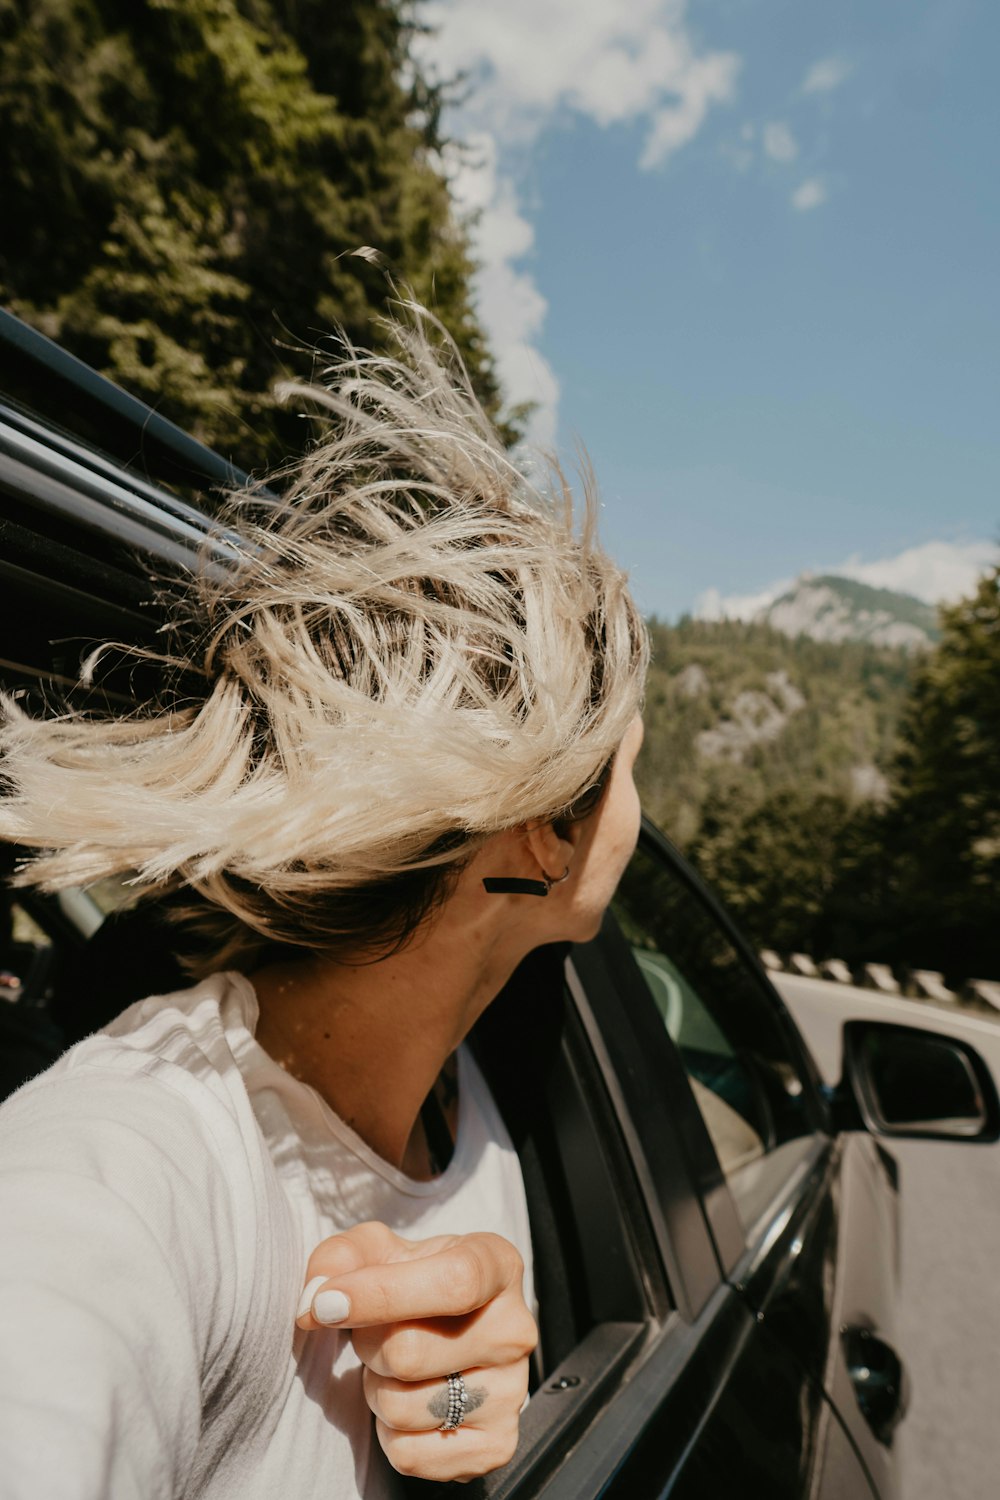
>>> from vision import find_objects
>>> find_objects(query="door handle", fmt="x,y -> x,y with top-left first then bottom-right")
841,1324 -> 909,1445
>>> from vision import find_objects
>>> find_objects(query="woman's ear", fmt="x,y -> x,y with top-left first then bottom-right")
524,819 -> 576,881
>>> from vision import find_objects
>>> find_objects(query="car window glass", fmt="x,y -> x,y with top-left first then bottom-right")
612,839 -> 817,1230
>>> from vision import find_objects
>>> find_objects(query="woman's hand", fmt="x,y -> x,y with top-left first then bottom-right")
296,1221 -> 537,1482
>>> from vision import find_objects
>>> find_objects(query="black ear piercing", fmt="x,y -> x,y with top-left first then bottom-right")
482,866 -> 570,898
482,877 -> 550,897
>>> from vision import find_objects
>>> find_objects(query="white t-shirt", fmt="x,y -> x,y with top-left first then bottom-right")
0,972 -> 535,1500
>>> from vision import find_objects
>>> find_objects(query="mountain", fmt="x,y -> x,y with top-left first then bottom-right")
637,615 -> 916,848
758,574 -> 940,651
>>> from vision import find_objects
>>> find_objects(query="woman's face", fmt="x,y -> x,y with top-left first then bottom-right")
561,714 -> 644,941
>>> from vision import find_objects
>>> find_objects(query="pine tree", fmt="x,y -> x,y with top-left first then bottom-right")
876,567 -> 1000,978
690,785 -> 856,955
0,0 -> 505,470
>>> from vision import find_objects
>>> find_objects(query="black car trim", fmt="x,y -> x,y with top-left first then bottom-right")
473,944 -> 659,1356
473,1321 -> 648,1500
605,821 -> 834,1275
0,400 -> 243,540
727,1133 -> 834,1299
532,1281 -> 751,1500
725,1137 -> 890,1500
537,992 -> 655,1330
589,877 -> 765,1285
636,819 -> 830,1135
0,554 -> 148,636
1,501 -> 153,603
0,655 -> 84,695
566,942 -> 723,1322
0,441 -> 214,577
0,654 -> 140,710
0,307 -> 256,494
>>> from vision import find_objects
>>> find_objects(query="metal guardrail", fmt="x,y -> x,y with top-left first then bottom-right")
758,948 -> 1000,1016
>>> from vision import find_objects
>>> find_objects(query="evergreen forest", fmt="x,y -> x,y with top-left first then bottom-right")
640,576 -> 1000,984
0,0 -> 511,470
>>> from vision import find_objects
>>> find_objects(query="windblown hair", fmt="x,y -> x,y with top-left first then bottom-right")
0,310 -> 648,970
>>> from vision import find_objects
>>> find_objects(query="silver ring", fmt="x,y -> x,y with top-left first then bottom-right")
439,1371 -> 468,1431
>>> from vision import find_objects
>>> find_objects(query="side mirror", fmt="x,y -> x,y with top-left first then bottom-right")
841,1021 -> 1000,1143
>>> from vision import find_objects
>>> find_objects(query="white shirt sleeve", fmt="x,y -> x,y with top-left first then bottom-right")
0,1062 -> 245,1500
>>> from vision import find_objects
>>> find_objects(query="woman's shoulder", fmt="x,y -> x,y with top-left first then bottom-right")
0,970 -> 268,1194
0,973 -> 302,1496
98,966 -> 257,1054
38,967 -> 256,1090
0,970 -> 299,1335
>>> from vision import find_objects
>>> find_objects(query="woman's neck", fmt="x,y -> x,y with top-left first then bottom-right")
249,882 -> 522,1176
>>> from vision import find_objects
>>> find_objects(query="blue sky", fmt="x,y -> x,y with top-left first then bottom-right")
419,0 -> 999,618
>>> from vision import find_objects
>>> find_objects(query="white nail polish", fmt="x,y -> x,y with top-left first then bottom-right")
296,1276 -> 329,1320
312,1289 -> 351,1325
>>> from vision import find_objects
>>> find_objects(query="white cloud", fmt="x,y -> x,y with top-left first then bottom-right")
694,539 -> 999,621
417,2 -> 740,441
695,579 -> 794,621
836,540 -> 999,603
441,134 -> 558,447
638,50 -> 742,169
762,121 -> 798,163
420,1 -> 739,161
791,176 -> 827,211
801,55 -> 852,95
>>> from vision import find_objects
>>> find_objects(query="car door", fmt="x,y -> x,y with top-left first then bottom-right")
582,819 -> 905,1498
462,829 -> 892,1498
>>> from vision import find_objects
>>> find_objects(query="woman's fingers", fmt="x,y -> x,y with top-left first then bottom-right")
296,1225 -> 537,1482
352,1296 -> 537,1380
366,1362 -> 528,1483
296,1222 -> 454,1328
297,1228 -> 525,1330
304,1221 -> 457,1283
362,1361 -> 527,1434
375,1414 -> 521,1483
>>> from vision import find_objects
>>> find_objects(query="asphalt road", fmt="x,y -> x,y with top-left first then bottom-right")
775,975 -> 1000,1500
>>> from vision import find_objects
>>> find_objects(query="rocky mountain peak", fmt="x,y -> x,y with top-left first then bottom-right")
759,574 -> 939,650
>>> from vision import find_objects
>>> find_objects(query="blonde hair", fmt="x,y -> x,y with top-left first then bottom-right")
0,310 -> 648,968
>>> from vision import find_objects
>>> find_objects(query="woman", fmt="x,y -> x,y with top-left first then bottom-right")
0,313 -> 648,1497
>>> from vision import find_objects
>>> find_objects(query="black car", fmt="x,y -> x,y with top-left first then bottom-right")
2,309 -> 998,1500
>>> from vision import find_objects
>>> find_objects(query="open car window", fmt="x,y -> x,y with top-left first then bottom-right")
460,944 -> 668,1493
610,827 -> 824,1235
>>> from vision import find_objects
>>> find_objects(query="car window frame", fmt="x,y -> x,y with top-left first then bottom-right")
491,835 -> 844,1499
484,939 -> 832,1500
632,819 -> 830,1133
464,948 -> 731,1500
573,822 -> 833,1276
